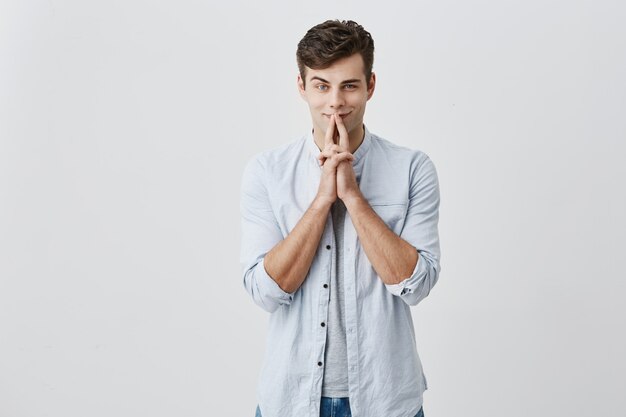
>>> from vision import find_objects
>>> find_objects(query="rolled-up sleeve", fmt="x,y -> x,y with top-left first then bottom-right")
240,156 -> 295,313
384,154 -> 441,306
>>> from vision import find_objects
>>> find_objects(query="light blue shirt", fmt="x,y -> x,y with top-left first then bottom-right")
240,126 -> 441,417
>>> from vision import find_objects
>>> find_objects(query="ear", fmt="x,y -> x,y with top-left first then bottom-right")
366,72 -> 376,100
297,74 -> 307,100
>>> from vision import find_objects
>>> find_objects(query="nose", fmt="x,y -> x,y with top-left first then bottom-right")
329,88 -> 345,110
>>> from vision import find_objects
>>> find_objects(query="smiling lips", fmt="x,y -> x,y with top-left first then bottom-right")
324,112 -> 351,118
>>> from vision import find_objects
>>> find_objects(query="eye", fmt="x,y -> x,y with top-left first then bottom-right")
343,84 -> 357,90
316,84 -> 328,91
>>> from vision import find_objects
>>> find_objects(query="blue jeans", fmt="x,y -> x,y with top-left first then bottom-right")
254,397 -> 424,417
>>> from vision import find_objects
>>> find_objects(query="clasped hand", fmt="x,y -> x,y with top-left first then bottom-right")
316,113 -> 360,205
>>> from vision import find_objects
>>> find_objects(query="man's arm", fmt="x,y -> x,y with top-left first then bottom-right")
340,155 -> 441,306
331,114 -> 441,306
240,120 -> 355,312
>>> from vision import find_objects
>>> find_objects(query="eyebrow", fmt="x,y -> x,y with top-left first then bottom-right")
310,76 -> 362,84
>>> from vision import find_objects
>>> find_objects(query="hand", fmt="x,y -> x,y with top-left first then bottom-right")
327,113 -> 360,202
314,114 -> 355,206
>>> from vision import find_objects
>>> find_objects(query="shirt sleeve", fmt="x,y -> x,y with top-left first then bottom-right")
384,154 -> 441,306
240,156 -> 295,313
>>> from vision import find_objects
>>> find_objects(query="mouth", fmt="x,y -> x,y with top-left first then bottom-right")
324,112 -> 352,119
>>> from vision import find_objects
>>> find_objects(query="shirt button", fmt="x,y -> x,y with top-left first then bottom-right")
321,322 -> 326,327
326,245 -> 331,250
318,361 -> 323,367
323,284 -> 328,288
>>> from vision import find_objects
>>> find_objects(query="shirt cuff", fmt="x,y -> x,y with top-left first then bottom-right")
384,250 -> 424,297
256,257 -> 295,305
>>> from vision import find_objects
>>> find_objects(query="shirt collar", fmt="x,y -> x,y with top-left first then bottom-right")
306,124 -> 372,164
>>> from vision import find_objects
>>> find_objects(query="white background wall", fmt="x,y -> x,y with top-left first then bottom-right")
1,0 -> 624,416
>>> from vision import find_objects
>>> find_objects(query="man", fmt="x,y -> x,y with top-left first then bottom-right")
240,20 -> 441,417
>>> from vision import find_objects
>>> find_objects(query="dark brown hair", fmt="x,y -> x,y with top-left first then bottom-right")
296,20 -> 375,88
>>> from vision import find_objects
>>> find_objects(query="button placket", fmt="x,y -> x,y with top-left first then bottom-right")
317,224 -> 333,379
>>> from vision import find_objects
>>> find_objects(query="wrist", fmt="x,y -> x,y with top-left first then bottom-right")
339,189 -> 364,208
311,195 -> 334,212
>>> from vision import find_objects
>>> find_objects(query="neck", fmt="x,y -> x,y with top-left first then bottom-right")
313,123 -> 365,154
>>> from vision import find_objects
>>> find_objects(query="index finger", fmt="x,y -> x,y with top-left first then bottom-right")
335,113 -> 350,151
325,114 -> 336,146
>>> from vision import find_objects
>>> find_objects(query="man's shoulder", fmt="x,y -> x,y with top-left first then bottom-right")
368,131 -> 433,166
248,134 -> 308,167
242,134 -> 309,181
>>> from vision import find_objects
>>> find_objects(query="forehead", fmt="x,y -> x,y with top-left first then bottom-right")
306,53 -> 366,83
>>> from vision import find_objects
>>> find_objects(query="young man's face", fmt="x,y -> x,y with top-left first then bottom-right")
297,53 -> 376,143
